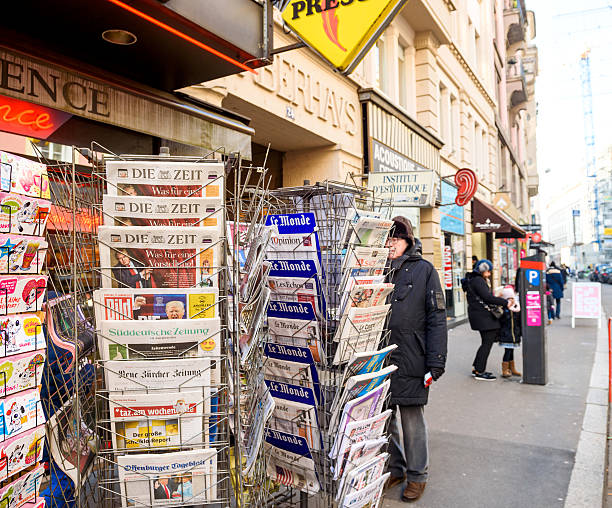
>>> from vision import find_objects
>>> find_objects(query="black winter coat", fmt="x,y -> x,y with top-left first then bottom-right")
463,272 -> 508,331
387,244 -> 448,407
499,309 -> 521,345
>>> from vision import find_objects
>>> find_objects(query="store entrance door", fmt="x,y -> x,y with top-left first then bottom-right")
444,233 -> 467,318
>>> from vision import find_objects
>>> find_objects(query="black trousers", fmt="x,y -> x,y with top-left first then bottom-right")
503,348 -> 514,362
473,329 -> 499,373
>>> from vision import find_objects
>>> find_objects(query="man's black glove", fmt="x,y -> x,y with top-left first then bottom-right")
429,367 -> 445,381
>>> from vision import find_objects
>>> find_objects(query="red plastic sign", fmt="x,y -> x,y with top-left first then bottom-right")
454,168 -> 478,206
0,94 -> 71,139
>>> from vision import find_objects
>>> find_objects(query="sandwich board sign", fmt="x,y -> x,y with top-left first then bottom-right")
572,282 -> 601,328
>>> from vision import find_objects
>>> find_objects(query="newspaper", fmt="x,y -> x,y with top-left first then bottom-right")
0,233 -> 48,274
0,151 -> 50,199
269,276 -> 320,314
110,390 -> 204,450
341,247 -> 389,288
265,213 -> 321,270
99,318 -> 221,365
340,282 -> 394,315
264,428 -> 320,494
94,287 -> 218,321
340,208 -> 382,246
0,424 -> 44,481
240,227 -> 273,303
333,380 -> 390,442
0,192 -> 51,236
340,471 -> 388,508
105,160 -> 224,199
0,463 -> 45,508
331,409 -> 392,464
0,388 -> 43,439
47,397 -> 97,487
336,452 -> 388,503
117,448 -> 218,507
339,275 -> 386,313
336,437 -> 387,483
0,275 -> 47,314
329,365 -> 397,431
268,258 -> 324,316
333,305 -> 390,365
0,349 -> 45,397
241,382 -> 275,475
103,195 -> 222,227
267,395 -> 321,452
0,312 -> 45,358
238,286 -> 271,364
98,226 -> 221,289
347,217 -> 393,248
264,342 -> 320,402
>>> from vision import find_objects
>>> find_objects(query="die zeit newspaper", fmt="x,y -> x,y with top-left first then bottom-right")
105,160 -> 224,199
117,448 -> 217,507
98,226 -> 221,289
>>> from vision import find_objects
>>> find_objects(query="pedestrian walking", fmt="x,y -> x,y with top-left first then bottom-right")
495,286 -> 522,378
546,262 -> 564,319
384,216 -> 448,503
545,283 -> 555,325
462,259 -> 513,381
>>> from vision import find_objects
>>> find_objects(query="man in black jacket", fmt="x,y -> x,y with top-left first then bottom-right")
385,217 -> 448,502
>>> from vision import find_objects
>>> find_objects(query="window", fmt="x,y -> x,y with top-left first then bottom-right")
450,94 -> 459,154
439,83 -> 449,143
474,30 -> 481,75
398,42 -> 407,108
373,38 -> 386,93
481,129 -> 488,181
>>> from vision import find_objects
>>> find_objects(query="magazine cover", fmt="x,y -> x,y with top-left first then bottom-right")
264,428 -> 320,495
103,195 -> 222,227
0,193 -> 51,236
0,388 -> 43,439
105,160 -> 224,199
340,471 -> 389,508
341,283 -> 394,313
335,437 -> 387,483
333,305 -> 390,365
336,452 -> 388,503
48,397 -> 97,488
331,409 -> 392,463
339,208 -> 383,246
339,275 -> 386,312
94,287 -> 218,321
347,217 -> 393,248
0,312 -> 45,358
0,151 -> 50,199
0,349 -> 45,397
0,463 -> 45,508
118,448 -> 218,506
334,380 -> 390,440
110,390 -> 204,450
0,275 -> 47,315
99,226 -> 221,289
0,234 -> 48,274
0,424 -> 44,481
341,247 -> 389,285
99,318 -> 221,365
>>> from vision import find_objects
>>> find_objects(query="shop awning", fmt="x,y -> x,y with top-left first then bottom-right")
472,197 -> 527,238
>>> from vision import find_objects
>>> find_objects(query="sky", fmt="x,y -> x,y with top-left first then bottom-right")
533,0 -> 612,202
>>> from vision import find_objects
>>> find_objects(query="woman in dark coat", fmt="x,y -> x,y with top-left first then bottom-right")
462,259 -> 512,381
546,261 -> 564,319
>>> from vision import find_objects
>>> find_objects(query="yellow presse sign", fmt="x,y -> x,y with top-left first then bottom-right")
604,227 -> 612,236
282,0 -> 404,72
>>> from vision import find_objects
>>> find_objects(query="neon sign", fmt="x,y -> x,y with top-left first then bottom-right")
0,94 -> 71,139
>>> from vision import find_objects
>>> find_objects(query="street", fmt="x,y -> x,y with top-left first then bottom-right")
384,283 -> 612,508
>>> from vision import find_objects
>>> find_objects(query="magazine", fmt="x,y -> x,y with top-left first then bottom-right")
264,428 -> 320,494
333,380 -> 390,440
105,358 -> 213,393
0,234 -> 48,274
339,209 -> 383,247
340,471 -> 389,508
242,383 -> 275,475
340,283 -> 394,314
240,227 -> 273,302
105,160 -> 224,199
0,349 -> 45,397
336,437 -> 387,483
0,193 -> 51,236
94,287 -> 218,321
0,463 -> 45,508
110,390 -> 204,450
331,409 -> 392,463
118,448 -> 218,507
329,365 -> 397,431
0,424 -> 44,481
0,151 -> 50,199
103,195 -> 222,227
336,452 -> 388,503
347,217 -> 393,248
0,275 -> 47,314
339,275 -> 386,313
98,226 -> 221,289
0,388 -> 43,439
99,318 -> 221,365
47,397 -> 97,488
333,305 -> 390,365
341,246 -> 389,286
0,312 -> 45,358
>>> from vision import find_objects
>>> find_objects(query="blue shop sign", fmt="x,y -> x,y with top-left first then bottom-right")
440,181 -> 464,235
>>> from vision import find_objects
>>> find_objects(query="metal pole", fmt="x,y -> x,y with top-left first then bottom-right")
572,213 -> 577,272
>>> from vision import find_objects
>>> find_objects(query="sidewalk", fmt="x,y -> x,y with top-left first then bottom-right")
383,285 -> 609,508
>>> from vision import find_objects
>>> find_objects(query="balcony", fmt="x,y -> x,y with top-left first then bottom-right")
506,59 -> 528,109
504,0 -> 527,50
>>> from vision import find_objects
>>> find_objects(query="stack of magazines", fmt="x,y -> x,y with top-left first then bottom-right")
95,158 -> 225,507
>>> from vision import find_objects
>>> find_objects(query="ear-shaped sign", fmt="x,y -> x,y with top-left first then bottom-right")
454,168 -> 478,206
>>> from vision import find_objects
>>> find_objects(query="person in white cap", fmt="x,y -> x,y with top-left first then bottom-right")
495,286 -> 522,378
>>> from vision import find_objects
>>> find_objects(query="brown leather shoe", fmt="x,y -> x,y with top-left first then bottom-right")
509,360 -> 521,376
501,361 -> 512,378
385,474 -> 405,490
402,481 -> 426,502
